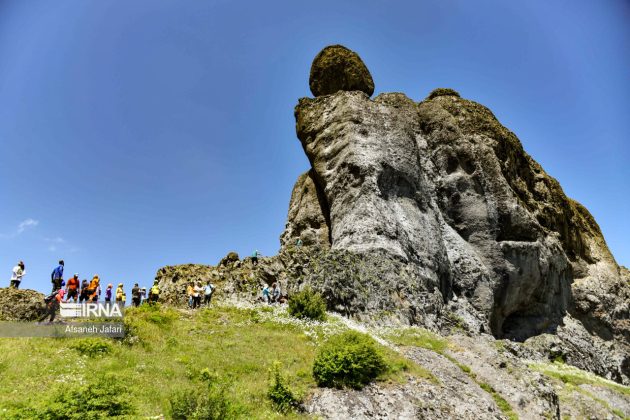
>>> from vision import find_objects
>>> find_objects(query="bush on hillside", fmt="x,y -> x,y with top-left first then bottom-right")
70,337 -> 112,357
267,362 -> 301,414
312,331 -> 387,390
288,287 -> 326,321
169,379 -> 239,420
36,376 -> 134,418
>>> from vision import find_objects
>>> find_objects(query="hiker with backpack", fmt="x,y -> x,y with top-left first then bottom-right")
79,279 -> 89,302
51,260 -> 64,293
43,289 -> 65,323
115,283 -> 125,304
9,261 -> 25,289
65,274 -> 80,302
131,283 -> 141,307
203,281 -> 215,306
87,275 -> 101,302
149,281 -> 160,304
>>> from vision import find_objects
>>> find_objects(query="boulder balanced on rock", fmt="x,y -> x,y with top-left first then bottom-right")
309,45 -> 375,97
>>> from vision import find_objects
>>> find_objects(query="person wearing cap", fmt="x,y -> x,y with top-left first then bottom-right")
140,287 -> 147,304
9,261 -> 25,289
65,273 -> 80,302
51,260 -> 64,293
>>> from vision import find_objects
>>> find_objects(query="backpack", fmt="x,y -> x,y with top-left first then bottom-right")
204,284 -> 213,295
44,291 -> 58,304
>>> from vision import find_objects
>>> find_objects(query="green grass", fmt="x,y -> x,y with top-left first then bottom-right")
530,361 -> 630,397
381,326 -> 518,419
381,326 -> 448,353
0,304 -> 432,418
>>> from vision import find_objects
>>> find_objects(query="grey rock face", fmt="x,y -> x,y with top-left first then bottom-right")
290,87 -> 629,383
309,45 -> 375,97
280,169 -> 330,249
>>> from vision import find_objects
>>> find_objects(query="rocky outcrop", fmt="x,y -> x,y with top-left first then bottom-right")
155,45 -> 629,385
280,169 -> 331,249
309,45 -> 374,97
0,288 -> 47,321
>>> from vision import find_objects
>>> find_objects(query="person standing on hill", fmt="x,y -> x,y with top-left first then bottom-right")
65,274 -> 80,302
115,283 -> 125,304
149,282 -> 160,304
9,261 -> 25,289
192,282 -> 203,309
252,250 -> 260,266
186,282 -> 194,308
105,283 -> 113,303
87,275 -> 101,302
131,283 -> 141,307
203,281 -> 215,306
51,260 -> 64,293
79,279 -> 89,302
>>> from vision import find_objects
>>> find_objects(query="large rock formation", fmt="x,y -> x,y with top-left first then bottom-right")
156,45 -> 629,385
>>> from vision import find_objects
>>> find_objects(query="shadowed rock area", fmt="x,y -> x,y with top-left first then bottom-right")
156,45 -> 630,386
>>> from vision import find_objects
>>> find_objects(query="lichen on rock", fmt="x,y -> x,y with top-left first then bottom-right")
309,45 -> 374,97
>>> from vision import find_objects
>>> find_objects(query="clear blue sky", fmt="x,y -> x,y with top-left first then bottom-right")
1,0 -> 628,295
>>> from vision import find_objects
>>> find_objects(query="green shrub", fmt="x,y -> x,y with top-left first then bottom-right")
267,362 -> 301,414
36,376 -> 134,418
70,338 -> 112,357
313,331 -> 387,389
288,287 -> 327,321
168,380 -> 238,420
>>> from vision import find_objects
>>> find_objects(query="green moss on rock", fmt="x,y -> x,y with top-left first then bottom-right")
426,88 -> 461,100
309,45 -> 374,97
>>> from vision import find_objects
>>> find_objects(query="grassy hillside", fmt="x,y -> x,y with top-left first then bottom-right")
0,303 -> 425,419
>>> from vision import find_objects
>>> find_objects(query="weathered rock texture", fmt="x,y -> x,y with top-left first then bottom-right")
309,45 -> 374,97
0,288 -> 46,321
156,46 -> 629,385
287,86 -> 630,383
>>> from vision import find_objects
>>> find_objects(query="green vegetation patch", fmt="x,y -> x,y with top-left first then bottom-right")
426,87 -> 461,100
382,326 -> 448,354
313,330 -> 387,389
530,361 -> 630,397
288,287 -> 327,321
70,337 -> 113,357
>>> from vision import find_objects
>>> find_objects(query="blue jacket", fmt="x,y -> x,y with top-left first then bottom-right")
51,265 -> 64,280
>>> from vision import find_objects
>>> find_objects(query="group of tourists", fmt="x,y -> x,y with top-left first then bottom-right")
7,259 -> 163,323
262,282 -> 285,304
186,281 -> 215,309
